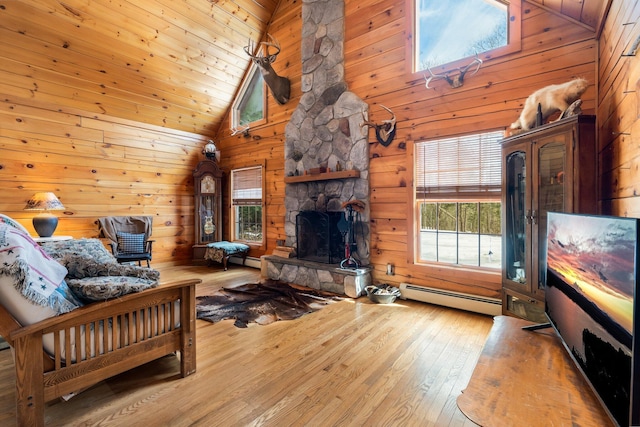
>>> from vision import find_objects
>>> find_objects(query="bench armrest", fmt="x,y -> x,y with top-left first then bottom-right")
10,279 -> 200,340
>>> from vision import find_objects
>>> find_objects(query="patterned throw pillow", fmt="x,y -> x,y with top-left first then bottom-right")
41,238 -> 117,264
66,276 -> 158,301
116,232 -> 145,254
58,255 -> 160,280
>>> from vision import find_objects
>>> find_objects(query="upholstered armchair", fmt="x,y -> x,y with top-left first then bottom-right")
97,216 -> 154,267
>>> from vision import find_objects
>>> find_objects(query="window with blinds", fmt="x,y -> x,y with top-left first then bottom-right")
232,166 -> 263,206
415,130 -> 503,269
415,131 -> 503,201
231,166 -> 263,243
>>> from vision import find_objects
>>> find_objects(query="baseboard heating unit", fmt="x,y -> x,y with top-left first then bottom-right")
399,283 -> 502,316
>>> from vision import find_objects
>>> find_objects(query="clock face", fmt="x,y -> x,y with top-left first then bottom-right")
201,175 -> 216,193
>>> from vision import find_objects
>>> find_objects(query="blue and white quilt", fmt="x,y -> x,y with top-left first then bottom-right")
0,223 -> 68,307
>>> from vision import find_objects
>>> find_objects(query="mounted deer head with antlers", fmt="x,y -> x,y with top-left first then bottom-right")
361,105 -> 397,147
424,54 -> 483,89
244,34 -> 291,105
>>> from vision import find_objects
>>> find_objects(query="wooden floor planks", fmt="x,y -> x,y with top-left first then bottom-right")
0,265 -> 492,426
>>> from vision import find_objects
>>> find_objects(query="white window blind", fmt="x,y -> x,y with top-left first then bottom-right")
416,130 -> 503,200
232,166 -> 263,206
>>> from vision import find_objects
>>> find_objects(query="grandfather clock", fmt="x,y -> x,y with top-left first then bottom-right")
193,159 -> 223,264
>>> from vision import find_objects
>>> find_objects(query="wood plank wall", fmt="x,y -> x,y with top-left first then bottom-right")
0,102 -> 208,265
0,0 -> 275,266
598,1 -> 640,217
214,0 -> 598,298
2,0 -> 634,298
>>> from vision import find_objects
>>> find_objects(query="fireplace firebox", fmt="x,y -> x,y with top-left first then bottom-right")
296,211 -> 345,264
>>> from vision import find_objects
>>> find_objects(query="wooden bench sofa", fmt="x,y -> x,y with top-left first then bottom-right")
1,279 -> 199,426
0,216 -> 200,426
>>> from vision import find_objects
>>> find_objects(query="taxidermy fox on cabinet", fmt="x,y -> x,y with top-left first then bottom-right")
510,78 -> 588,132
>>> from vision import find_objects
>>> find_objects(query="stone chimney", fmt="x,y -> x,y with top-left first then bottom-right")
284,0 -> 370,265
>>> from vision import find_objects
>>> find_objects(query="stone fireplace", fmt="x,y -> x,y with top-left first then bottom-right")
283,0 -> 370,265
261,0 -> 371,297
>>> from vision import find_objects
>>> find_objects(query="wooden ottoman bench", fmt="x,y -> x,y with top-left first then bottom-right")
204,241 -> 250,270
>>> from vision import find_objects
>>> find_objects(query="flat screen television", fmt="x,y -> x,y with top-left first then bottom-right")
545,212 -> 639,427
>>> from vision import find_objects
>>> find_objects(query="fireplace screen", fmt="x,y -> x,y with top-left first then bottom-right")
296,211 -> 345,264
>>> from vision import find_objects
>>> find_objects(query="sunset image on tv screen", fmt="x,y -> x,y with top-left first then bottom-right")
547,214 -> 634,335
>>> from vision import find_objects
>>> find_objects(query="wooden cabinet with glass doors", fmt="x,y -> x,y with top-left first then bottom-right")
193,159 -> 223,264
501,115 -> 596,322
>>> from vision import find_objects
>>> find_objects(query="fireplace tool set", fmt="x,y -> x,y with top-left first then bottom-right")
338,200 -> 365,269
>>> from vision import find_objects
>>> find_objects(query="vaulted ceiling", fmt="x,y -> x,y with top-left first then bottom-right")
200,0 -> 611,137
2,0 -> 609,137
172,0 -> 610,135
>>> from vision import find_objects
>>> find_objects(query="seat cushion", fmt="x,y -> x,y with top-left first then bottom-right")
207,241 -> 250,253
117,232 -> 145,254
205,241 -> 250,264
116,253 -> 152,264
0,274 -> 71,326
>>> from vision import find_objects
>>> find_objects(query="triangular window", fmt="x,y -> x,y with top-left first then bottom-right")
231,63 -> 266,129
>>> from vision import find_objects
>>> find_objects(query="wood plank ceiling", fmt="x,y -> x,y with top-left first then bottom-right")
527,0 -> 611,32
1,0 -> 279,136
0,0 -> 608,137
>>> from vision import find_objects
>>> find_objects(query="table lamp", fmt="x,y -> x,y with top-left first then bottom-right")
24,192 -> 65,237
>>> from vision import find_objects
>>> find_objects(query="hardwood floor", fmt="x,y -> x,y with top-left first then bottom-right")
0,265 -> 493,426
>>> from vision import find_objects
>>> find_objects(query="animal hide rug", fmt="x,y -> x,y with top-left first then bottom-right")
196,280 -> 343,328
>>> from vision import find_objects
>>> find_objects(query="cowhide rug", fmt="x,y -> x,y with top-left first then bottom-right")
196,280 -> 343,328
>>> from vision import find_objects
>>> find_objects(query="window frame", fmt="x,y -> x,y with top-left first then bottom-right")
230,163 -> 266,248
405,0 -> 521,81
231,62 -> 267,130
409,129 -> 504,275
416,200 -> 502,268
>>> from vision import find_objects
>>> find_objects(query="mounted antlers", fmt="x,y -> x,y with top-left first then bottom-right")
244,34 -> 291,105
424,54 -> 483,89
361,105 -> 397,147
230,124 -> 250,137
